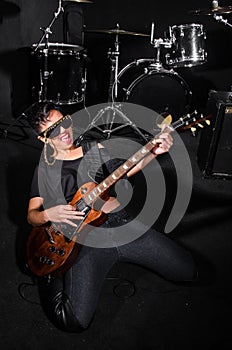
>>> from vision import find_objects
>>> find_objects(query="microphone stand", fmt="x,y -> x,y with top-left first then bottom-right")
33,0 -> 64,102
34,0 -> 64,52
1,1 -> 65,140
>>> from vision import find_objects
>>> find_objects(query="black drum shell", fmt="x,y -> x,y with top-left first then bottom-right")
31,43 -> 86,105
116,59 -> 192,121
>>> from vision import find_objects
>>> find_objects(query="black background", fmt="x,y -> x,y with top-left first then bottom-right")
0,0 -> 232,117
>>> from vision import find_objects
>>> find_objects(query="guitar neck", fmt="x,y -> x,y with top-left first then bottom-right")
83,126 -> 174,206
82,110 -> 199,207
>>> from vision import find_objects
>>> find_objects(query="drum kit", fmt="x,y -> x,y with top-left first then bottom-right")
30,0 -> 232,122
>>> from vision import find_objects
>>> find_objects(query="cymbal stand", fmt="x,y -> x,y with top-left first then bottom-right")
213,13 -> 232,29
33,0 -> 64,102
101,23 -> 172,139
105,24 -> 122,131
105,28 -> 148,140
108,23 -> 121,103
212,6 -> 232,92
76,103 -> 149,142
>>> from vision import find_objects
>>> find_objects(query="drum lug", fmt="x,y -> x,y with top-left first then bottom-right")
124,89 -> 131,97
81,76 -> 87,92
73,92 -> 79,101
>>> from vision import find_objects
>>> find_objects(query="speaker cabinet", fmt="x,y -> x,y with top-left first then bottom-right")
197,90 -> 232,178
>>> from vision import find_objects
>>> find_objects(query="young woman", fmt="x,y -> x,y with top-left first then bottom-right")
27,102 -> 197,332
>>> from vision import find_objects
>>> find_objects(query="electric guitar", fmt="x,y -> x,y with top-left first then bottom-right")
27,111 -> 209,277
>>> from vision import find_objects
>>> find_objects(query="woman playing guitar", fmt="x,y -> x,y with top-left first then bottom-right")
26,102 -> 197,332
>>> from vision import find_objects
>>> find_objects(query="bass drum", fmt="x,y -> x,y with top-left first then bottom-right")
116,59 -> 192,121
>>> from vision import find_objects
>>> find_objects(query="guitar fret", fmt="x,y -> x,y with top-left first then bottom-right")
88,194 -> 93,201
114,170 -> 121,178
131,156 -> 137,163
92,189 -> 97,197
150,139 -> 157,146
141,147 -> 148,154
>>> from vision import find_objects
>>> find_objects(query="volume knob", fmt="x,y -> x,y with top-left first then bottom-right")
81,187 -> 87,194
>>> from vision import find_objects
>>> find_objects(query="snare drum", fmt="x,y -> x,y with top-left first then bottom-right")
115,59 -> 192,121
31,43 -> 86,105
166,23 -> 207,68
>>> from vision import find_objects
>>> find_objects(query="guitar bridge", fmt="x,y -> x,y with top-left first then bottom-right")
45,227 -> 55,244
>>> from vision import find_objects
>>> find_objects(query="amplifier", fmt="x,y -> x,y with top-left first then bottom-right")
197,90 -> 232,178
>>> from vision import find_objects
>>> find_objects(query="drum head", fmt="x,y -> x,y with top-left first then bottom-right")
124,71 -> 191,120
31,42 -> 84,55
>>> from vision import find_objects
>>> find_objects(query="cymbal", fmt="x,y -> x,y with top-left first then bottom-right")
190,5 -> 232,15
63,0 -> 93,3
85,28 -> 150,37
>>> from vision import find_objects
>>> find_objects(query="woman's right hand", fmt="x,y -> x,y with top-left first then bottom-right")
44,204 -> 85,227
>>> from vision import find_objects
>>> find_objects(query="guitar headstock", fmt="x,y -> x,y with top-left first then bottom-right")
178,112 -> 212,136
168,111 -> 212,136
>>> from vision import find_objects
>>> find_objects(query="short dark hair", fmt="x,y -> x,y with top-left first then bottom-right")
27,102 -> 64,134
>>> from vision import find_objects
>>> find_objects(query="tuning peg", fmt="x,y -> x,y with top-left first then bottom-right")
190,127 -> 197,136
197,123 -> 204,128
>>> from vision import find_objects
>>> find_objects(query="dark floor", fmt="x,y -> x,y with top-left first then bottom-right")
1,108 -> 232,350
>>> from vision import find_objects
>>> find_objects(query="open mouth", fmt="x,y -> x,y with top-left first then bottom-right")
59,132 -> 72,144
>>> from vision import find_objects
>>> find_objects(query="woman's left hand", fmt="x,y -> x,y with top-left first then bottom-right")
152,132 -> 173,155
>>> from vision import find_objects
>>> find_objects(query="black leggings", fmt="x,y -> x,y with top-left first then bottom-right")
39,218 -> 197,332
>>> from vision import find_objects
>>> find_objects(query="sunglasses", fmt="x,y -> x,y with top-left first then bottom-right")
39,115 -> 73,139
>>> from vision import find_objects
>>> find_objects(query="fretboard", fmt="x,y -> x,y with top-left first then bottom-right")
82,110 -> 199,207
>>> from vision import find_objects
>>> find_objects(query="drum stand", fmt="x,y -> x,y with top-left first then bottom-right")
76,103 -> 150,143
96,24 -> 146,141
98,23 -> 173,139
148,22 -> 172,72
